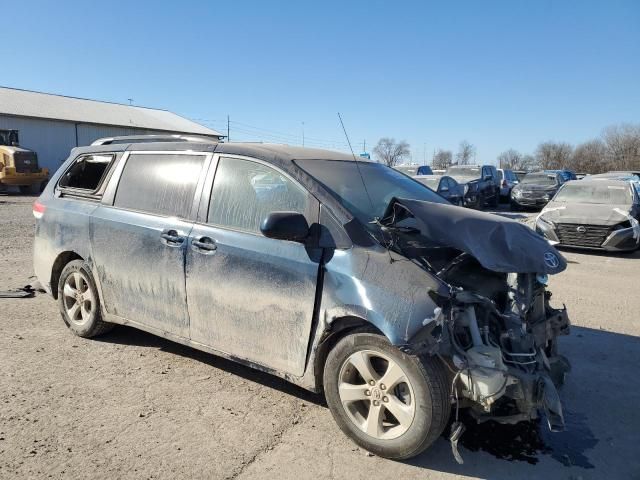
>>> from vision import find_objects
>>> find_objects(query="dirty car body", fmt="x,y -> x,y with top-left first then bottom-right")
34,140 -> 571,458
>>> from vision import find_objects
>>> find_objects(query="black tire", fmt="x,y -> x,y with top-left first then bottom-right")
57,260 -> 113,338
489,192 -> 499,208
510,200 -> 520,211
19,185 -> 32,194
476,193 -> 485,210
323,332 -> 450,460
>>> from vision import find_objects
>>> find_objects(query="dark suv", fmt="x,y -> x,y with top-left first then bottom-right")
33,138 -> 570,460
445,164 -> 500,209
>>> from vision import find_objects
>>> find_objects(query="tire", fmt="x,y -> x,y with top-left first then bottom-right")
489,192 -> 499,208
476,193 -> 485,210
19,185 -> 32,194
57,260 -> 113,338
39,180 -> 49,193
510,200 -> 520,211
323,332 -> 450,460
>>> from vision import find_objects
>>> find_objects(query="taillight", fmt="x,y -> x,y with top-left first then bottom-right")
33,200 -> 45,219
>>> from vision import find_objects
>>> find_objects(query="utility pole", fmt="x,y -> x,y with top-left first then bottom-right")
302,121 -> 305,147
227,115 -> 230,142
423,142 -> 426,165
363,139 -> 366,153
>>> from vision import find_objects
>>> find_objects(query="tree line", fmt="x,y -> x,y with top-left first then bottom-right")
373,123 -> 640,174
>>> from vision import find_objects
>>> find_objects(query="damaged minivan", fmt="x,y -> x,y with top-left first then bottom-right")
33,138 -> 571,460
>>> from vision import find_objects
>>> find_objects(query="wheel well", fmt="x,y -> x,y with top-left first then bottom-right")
50,251 -> 83,299
313,316 -> 384,389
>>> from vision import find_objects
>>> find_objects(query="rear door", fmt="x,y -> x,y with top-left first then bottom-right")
186,155 -> 320,376
91,151 -> 210,337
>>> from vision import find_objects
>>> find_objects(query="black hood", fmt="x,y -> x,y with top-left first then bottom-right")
384,198 -> 567,275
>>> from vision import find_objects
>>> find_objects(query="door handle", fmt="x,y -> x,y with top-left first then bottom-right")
192,236 -> 217,253
160,229 -> 185,246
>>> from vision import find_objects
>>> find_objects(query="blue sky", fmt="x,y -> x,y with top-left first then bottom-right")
2,0 -> 639,164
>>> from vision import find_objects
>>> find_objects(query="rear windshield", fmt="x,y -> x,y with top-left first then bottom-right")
554,183 -> 633,205
296,160 -> 446,224
521,173 -> 557,186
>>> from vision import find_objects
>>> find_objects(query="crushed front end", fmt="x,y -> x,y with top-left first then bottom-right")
379,198 -> 572,458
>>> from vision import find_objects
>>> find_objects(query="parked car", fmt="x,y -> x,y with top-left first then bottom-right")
497,168 -> 519,201
536,178 -> 640,251
587,171 -> 640,182
394,164 -> 433,176
511,171 -> 566,210
446,164 -> 500,209
413,174 -> 464,205
545,169 -> 577,181
33,138 -> 570,460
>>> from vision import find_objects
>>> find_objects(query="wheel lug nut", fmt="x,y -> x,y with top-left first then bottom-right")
383,396 -> 388,403
373,400 -> 380,406
369,380 -> 375,386
380,384 -> 386,390
365,390 -> 371,396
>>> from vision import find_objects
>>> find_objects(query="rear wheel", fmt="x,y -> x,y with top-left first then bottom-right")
323,333 -> 449,460
58,260 -> 113,338
19,185 -> 32,194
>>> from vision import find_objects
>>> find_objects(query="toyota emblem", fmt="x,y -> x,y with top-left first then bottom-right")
544,252 -> 560,269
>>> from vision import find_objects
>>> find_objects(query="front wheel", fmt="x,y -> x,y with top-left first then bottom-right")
323,333 -> 450,460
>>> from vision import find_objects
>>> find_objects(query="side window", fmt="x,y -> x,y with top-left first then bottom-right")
440,179 -> 449,191
58,154 -> 114,192
114,153 -> 205,218
208,157 -> 309,234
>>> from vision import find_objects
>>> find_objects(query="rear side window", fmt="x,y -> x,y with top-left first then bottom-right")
208,157 -> 309,233
114,153 -> 205,218
59,154 -> 114,191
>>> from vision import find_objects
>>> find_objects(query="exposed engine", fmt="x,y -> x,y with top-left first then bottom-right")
441,262 -> 571,429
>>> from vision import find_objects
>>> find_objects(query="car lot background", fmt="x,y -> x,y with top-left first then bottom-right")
1,195 -> 639,480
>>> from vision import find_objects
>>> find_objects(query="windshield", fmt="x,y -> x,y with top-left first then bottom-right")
553,183 -> 633,205
521,173 -> 557,186
296,160 -> 447,224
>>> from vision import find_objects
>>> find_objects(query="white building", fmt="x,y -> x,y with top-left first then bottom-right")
0,87 -> 223,172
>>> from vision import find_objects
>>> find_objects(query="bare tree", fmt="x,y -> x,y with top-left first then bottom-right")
497,149 -> 522,169
521,154 -> 538,171
455,140 -> 476,165
602,123 -> 640,170
432,149 -> 453,169
535,142 -> 573,170
373,138 -> 411,167
569,139 -> 607,173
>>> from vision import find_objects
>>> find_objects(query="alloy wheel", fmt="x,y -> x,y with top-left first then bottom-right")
338,350 -> 416,440
62,271 -> 94,326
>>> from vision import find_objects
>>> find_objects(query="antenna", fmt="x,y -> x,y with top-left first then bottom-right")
337,112 -> 375,213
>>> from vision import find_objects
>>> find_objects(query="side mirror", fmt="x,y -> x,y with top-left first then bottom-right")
260,211 -> 309,242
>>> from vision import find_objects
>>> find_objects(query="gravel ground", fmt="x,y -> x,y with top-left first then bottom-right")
1,195 -> 639,480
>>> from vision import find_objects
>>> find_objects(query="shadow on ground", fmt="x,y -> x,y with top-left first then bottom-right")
99,324 -> 640,479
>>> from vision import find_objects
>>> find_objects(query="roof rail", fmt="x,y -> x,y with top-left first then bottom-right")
91,134 -> 221,146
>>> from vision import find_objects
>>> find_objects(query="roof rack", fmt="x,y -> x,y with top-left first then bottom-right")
91,134 -> 221,146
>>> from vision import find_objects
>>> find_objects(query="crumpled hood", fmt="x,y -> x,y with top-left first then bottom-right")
539,202 -> 635,226
386,198 -> 567,274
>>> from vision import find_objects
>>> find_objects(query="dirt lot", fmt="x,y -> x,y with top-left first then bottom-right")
1,195 -> 639,480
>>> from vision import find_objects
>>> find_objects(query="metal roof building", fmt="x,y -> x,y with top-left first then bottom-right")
0,86 -> 223,172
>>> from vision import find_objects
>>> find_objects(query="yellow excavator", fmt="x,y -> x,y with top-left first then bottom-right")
0,129 -> 49,193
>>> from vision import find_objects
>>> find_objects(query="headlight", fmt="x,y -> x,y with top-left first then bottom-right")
512,189 -> 522,197
542,194 -> 550,201
537,215 -> 554,227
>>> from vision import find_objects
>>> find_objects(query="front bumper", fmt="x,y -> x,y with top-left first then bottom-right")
536,221 -> 640,251
512,195 -> 550,208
